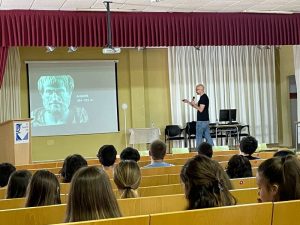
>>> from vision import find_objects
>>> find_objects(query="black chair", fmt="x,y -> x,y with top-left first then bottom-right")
209,123 -> 227,145
220,124 -> 250,145
165,125 -> 186,152
185,121 -> 196,149
232,124 -> 250,142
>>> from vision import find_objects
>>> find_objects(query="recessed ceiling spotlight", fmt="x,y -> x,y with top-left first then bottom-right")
68,46 -> 78,53
46,46 -> 55,53
257,45 -> 271,50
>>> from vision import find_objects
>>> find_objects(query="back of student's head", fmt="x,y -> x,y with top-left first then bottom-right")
120,147 -> 140,162
150,140 -> 167,160
113,160 -> 141,198
273,150 -> 295,158
226,155 -> 253,179
180,155 -> 236,210
97,145 -> 117,167
60,154 -> 87,183
6,170 -> 32,199
25,170 -> 61,207
240,136 -> 258,156
0,163 -> 16,187
197,142 -> 213,158
257,155 -> 300,202
66,166 -> 121,222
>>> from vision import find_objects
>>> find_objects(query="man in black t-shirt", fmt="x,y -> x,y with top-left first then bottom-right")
183,84 -> 214,147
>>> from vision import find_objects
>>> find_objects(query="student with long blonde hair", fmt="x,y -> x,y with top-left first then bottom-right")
114,160 -> 141,198
65,166 -> 121,222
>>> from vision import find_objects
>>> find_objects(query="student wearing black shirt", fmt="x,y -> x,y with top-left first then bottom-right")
183,84 -> 214,147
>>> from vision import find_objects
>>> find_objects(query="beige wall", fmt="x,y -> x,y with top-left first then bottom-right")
19,47 -> 170,161
277,46 -> 294,147
19,45 -> 294,161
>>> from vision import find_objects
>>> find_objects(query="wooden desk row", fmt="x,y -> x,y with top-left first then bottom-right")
22,157 -> 263,180
0,171 -> 258,199
0,176 -> 258,210
16,149 -> 277,171
0,190 -> 298,225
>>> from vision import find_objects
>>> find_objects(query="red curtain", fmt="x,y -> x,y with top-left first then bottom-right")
0,47 -> 8,88
0,10 -> 107,47
1,10 -> 300,47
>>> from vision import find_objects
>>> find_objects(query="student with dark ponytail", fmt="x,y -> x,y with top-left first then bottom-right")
257,155 -> 300,202
180,155 -> 236,210
113,160 -> 141,199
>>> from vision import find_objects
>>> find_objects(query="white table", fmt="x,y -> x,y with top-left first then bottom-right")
129,128 -> 161,147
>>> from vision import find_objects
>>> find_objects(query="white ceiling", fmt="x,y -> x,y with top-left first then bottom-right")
0,0 -> 300,13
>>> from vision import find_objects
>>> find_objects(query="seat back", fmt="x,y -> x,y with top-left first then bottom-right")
150,203 -> 272,225
272,200 -> 300,225
165,125 -> 182,137
185,121 -> 196,137
171,148 -> 189,154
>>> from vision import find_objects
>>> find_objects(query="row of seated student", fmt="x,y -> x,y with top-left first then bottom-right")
0,135 -> 296,187
0,136 -> 297,190
2,153 -> 300,222
0,138 -> 300,221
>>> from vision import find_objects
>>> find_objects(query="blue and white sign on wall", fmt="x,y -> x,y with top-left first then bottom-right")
14,122 -> 30,144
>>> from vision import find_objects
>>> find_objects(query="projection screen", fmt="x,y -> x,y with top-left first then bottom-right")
27,60 -> 119,136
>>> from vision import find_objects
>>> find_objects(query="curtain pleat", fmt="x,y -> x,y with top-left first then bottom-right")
0,48 -> 21,122
168,46 -> 278,144
1,11 -> 300,47
0,47 -> 8,87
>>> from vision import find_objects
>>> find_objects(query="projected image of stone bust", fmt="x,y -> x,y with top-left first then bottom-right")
31,75 -> 88,127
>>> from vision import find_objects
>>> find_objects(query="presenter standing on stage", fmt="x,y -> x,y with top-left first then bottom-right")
183,84 -> 214,147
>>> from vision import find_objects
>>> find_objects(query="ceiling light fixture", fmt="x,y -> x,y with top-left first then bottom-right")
257,45 -> 271,50
68,46 -> 78,53
150,0 -> 161,2
46,46 -> 55,53
137,47 -> 145,51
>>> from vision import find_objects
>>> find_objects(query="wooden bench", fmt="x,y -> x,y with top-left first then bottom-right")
0,187 -> 260,211
219,159 -> 265,170
60,174 -> 171,194
1,174 -> 259,198
0,187 -> 262,221
0,204 -> 66,225
253,152 -> 276,159
231,188 -> 258,204
53,215 -> 150,225
231,177 -> 257,189
272,200 -> 300,225
138,181 -> 258,197
12,150 -> 241,171
150,202 -> 272,225
0,195 -> 68,210
138,184 -> 183,197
